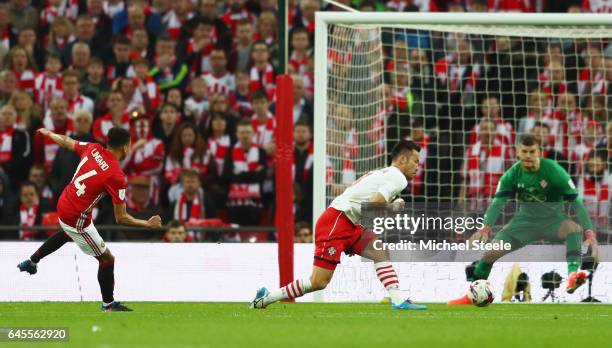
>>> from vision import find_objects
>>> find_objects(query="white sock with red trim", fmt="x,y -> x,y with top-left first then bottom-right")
263,278 -> 313,306
375,262 -> 404,305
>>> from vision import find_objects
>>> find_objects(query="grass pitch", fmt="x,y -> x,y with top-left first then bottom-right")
1,302 -> 611,348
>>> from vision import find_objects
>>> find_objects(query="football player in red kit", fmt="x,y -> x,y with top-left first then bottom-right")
18,126 -> 162,312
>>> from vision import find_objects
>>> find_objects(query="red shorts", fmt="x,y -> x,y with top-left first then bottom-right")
313,207 -> 376,270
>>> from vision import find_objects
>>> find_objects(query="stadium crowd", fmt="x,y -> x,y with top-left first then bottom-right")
0,0 -> 610,243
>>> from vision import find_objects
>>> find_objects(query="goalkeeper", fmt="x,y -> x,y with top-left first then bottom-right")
449,134 -> 597,305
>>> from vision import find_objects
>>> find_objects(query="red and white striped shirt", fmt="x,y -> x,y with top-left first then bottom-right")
203,71 -> 236,96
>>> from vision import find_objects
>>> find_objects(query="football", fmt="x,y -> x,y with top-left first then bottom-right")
467,280 -> 495,307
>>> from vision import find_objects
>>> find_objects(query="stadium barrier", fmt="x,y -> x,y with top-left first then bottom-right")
0,225 -> 277,241
2,242 -> 611,303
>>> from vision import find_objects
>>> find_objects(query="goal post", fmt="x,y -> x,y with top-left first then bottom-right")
313,12 -> 612,227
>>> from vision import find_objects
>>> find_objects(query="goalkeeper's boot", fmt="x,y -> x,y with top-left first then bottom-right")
249,287 -> 270,309
447,294 -> 472,306
101,302 -> 133,312
566,271 -> 587,294
392,299 -> 427,310
17,259 -> 37,275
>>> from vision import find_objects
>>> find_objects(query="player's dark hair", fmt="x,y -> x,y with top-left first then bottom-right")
167,219 -> 185,230
519,134 -> 539,147
107,126 -> 131,149
390,139 -> 420,161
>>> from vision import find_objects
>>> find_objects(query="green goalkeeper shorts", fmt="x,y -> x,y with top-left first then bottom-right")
494,215 -> 568,249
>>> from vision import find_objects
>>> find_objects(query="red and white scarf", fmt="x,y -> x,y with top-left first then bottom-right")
0,127 -> 14,164
208,134 -> 231,176
577,172 -> 610,228
19,203 -> 39,240
164,147 -> 209,184
249,64 -> 275,97
174,192 -> 203,222
228,143 -> 261,205
251,112 -> 275,147
34,72 -> 63,108
1,26 -> 9,50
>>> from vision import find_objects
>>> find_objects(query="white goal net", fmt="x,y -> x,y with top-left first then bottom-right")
314,13 -> 612,242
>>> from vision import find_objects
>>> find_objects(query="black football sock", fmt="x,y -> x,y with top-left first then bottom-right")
97,255 -> 115,304
30,231 -> 71,264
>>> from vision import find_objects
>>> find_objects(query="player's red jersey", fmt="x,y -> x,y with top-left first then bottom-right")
57,142 -> 127,228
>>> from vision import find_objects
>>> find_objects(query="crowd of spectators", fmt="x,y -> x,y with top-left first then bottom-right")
0,0 -> 610,242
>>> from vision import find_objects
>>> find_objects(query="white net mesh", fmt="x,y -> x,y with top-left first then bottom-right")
321,21 -> 612,242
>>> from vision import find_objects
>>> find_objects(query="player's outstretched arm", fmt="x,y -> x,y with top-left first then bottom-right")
37,128 -> 76,151
113,203 -> 162,228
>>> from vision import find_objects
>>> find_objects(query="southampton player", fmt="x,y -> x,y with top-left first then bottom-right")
18,127 -> 162,312
449,134 -> 597,305
251,140 -> 427,310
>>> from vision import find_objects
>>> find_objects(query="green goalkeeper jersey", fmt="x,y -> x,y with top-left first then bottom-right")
483,158 -> 593,230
